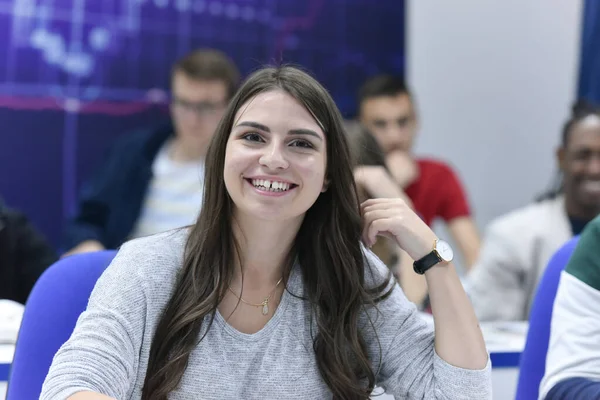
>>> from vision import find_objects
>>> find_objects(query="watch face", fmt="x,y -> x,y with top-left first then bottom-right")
436,240 -> 454,262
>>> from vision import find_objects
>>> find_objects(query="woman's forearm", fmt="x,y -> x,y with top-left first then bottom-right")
426,262 -> 488,369
396,249 -> 428,305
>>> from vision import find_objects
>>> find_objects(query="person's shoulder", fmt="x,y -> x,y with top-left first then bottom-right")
416,157 -> 455,172
582,214 -> 600,235
416,157 -> 461,180
487,197 -> 562,234
565,215 -> 600,290
108,121 -> 173,154
115,228 -> 189,284
121,227 -> 188,253
0,203 -> 34,233
85,228 -> 189,315
0,205 -> 26,225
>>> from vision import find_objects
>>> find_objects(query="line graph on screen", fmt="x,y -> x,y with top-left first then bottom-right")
0,0 -> 294,114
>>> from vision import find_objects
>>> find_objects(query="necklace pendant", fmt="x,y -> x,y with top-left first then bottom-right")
261,301 -> 269,315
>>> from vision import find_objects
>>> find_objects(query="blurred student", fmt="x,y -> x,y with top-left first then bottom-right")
468,102 -> 600,321
0,199 -> 57,304
540,214 -> 600,399
346,121 -> 428,305
357,75 -> 480,269
63,49 -> 240,255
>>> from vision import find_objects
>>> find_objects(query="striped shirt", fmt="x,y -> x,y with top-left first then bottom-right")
129,141 -> 204,239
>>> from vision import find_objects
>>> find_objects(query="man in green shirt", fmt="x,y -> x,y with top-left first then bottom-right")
540,215 -> 600,399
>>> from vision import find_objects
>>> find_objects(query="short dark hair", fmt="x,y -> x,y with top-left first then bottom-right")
171,48 -> 240,99
357,74 -> 411,109
561,99 -> 600,146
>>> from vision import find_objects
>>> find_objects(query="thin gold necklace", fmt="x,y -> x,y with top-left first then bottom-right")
228,277 -> 283,316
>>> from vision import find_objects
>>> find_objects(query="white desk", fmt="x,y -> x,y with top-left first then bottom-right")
0,300 -> 23,399
0,322 -> 527,400
484,321 -> 528,399
0,344 -> 14,400
416,313 -> 526,399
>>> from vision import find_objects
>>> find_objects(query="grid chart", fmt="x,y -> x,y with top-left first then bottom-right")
0,0 -> 405,246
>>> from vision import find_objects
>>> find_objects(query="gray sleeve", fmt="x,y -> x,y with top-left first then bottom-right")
362,250 -> 492,399
466,221 -> 526,321
40,242 -> 148,400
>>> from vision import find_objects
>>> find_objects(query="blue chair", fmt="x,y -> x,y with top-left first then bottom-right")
515,237 -> 580,400
6,250 -> 117,400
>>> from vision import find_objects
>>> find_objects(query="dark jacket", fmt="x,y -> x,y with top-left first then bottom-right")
0,201 -> 58,304
63,123 -> 173,250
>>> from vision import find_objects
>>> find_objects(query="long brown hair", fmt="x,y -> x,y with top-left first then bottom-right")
142,66 -> 393,400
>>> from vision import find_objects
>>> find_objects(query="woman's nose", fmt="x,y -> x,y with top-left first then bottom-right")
259,144 -> 289,170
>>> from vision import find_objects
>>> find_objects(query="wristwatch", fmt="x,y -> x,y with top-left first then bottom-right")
413,239 -> 454,275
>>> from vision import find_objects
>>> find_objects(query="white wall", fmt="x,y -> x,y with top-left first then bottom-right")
407,0 -> 583,235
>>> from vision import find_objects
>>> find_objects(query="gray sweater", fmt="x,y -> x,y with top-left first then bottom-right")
41,229 -> 492,399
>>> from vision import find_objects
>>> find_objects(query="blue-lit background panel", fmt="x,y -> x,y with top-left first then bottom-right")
0,0 -> 405,246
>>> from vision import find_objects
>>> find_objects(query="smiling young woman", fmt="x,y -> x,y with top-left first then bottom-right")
41,66 -> 490,400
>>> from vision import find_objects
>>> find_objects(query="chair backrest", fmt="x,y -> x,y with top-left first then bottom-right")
515,237 -> 579,400
6,250 -> 117,400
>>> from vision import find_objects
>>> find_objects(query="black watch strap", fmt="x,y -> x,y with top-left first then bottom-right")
413,251 -> 442,275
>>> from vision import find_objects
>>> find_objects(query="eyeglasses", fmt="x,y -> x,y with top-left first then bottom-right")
171,97 -> 227,117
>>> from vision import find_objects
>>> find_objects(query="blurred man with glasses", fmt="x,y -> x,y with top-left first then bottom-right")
63,49 -> 240,255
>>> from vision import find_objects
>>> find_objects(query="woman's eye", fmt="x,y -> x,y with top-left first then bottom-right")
290,139 -> 314,149
242,132 -> 263,142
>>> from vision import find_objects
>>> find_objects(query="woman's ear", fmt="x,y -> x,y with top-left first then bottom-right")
321,178 -> 330,193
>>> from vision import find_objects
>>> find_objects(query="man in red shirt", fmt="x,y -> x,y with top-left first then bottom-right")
357,75 -> 480,304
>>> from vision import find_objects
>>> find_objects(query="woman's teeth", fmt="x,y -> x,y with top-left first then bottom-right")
251,179 -> 291,192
